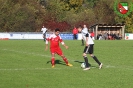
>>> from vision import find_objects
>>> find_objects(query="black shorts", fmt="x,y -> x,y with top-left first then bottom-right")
83,44 -> 94,54
43,33 -> 46,38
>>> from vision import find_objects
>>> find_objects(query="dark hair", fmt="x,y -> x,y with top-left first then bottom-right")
55,28 -> 60,32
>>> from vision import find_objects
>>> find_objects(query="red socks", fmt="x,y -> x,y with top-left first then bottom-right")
51,58 -> 55,66
63,58 -> 68,64
51,57 -> 68,66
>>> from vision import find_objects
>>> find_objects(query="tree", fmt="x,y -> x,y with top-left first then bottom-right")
93,0 -> 116,24
114,0 -> 133,33
125,13 -> 133,33
0,0 -> 46,32
60,0 -> 83,12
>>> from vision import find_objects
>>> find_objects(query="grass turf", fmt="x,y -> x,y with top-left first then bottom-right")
0,40 -> 133,88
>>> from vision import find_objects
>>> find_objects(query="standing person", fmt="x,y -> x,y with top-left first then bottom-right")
82,31 -> 103,70
81,24 -> 89,46
41,26 -> 47,41
45,28 -> 73,68
72,26 -> 78,40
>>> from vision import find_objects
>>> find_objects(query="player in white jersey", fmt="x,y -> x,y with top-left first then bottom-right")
41,26 -> 47,41
82,31 -> 103,70
81,25 -> 88,46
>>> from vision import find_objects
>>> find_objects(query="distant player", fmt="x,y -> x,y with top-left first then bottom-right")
78,25 -> 88,46
82,30 -> 103,70
81,25 -> 88,46
45,28 -> 73,68
41,26 -> 47,41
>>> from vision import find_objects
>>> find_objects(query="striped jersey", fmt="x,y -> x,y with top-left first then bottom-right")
85,33 -> 94,44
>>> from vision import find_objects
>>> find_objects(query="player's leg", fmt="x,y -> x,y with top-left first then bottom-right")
90,54 -> 103,69
83,53 -> 90,67
83,46 -> 90,70
50,49 -> 56,68
81,39 -> 84,46
90,54 -> 101,65
51,53 -> 55,68
81,35 -> 84,46
89,45 -> 103,69
43,33 -> 46,41
57,48 -> 73,66
61,55 -> 73,66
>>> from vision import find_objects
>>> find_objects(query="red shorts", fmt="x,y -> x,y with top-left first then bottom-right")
50,47 -> 63,56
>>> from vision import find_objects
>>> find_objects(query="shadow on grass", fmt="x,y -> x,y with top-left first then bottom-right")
74,60 -> 97,68
47,60 -> 66,65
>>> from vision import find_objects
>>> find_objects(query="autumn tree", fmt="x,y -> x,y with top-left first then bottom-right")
0,0 -> 45,32
0,0 -> 133,32
93,0 -> 116,24
125,13 -> 133,33
60,0 -> 83,12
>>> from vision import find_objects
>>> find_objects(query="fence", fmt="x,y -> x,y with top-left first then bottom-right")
0,32 -> 78,40
1,32 -> 131,40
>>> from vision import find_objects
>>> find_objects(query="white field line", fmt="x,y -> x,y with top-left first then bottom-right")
1,48 -> 133,71
2,48 -> 51,58
0,66 -> 133,71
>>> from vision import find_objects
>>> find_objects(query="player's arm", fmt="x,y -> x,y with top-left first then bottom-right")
59,36 -> 68,49
62,42 -> 68,49
85,33 -> 89,46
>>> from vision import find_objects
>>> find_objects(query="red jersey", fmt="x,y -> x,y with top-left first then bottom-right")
46,34 -> 64,49
72,28 -> 78,34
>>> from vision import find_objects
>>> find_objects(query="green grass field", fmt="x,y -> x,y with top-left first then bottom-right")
0,40 -> 133,88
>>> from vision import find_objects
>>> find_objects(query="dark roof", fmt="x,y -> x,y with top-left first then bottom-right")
90,24 -> 125,28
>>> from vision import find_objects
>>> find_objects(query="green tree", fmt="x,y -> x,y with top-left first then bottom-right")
114,0 -> 133,33
125,13 -> 133,33
60,0 -> 83,12
44,0 -> 67,22
93,0 -> 116,24
0,0 -> 46,32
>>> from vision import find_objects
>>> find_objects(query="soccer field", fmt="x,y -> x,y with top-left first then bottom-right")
0,40 -> 133,88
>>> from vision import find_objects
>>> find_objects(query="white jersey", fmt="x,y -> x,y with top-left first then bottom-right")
41,27 -> 47,34
86,33 -> 94,45
81,27 -> 88,36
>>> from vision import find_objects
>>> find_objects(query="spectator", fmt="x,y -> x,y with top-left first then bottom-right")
103,32 -> 108,40
90,31 -> 95,40
72,26 -> 78,40
98,32 -> 102,40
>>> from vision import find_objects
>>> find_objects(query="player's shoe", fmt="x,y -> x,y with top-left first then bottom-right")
66,63 -> 73,66
52,65 -> 55,68
99,63 -> 103,69
83,67 -> 90,71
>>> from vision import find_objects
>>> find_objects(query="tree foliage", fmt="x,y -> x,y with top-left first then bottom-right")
0,0 -> 133,32
0,0 -> 45,32
60,0 -> 83,11
125,13 -> 133,33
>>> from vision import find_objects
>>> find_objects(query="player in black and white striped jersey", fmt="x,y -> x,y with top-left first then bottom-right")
82,30 -> 103,70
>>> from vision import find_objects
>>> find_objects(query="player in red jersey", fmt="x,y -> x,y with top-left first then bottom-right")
45,28 -> 73,68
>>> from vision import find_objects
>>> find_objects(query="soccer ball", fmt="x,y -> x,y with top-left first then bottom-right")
81,62 -> 86,68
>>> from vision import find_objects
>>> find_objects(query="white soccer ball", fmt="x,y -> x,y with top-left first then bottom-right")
81,62 -> 86,68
